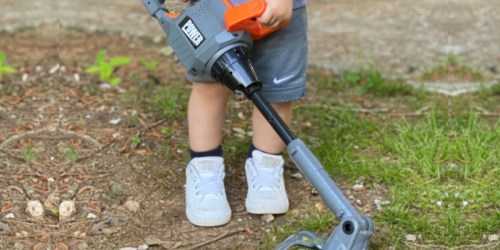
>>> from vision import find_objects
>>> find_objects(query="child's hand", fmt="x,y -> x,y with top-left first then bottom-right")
257,0 -> 293,28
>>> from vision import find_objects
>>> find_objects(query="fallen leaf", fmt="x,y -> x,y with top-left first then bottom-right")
89,202 -> 102,213
1,203 -> 13,213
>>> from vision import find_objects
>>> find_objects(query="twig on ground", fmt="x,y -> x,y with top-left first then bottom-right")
134,119 -> 166,150
75,140 -> 116,163
388,106 -> 431,117
0,128 -> 103,150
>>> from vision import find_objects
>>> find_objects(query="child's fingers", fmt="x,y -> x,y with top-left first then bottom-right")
257,12 -> 281,28
256,1 -> 292,28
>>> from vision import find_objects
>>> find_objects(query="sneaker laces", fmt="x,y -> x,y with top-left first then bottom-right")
250,166 -> 283,190
191,165 -> 225,198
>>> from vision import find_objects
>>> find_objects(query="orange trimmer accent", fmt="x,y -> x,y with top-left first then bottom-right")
223,0 -> 289,40
165,12 -> 180,18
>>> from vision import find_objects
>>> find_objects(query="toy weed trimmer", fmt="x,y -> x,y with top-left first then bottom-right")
142,0 -> 374,249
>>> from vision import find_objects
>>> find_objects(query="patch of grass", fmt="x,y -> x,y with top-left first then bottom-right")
376,115 -> 499,246
339,66 -> 414,96
276,99 -> 499,247
307,66 -> 415,97
490,83 -> 500,95
151,82 -> 188,120
299,208 -> 337,232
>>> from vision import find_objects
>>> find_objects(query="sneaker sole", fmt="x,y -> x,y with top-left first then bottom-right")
186,208 -> 231,227
245,199 -> 289,214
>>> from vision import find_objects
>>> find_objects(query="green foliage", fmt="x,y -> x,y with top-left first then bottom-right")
160,127 -> 172,136
139,57 -> 158,70
23,146 -> 35,163
110,184 -> 123,199
85,50 -> 131,85
0,51 -> 17,80
152,83 -> 186,120
129,136 -> 142,147
340,66 -> 413,96
66,146 -> 79,162
491,83 -> 500,95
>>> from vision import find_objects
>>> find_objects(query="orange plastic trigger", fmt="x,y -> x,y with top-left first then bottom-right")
224,0 -> 288,40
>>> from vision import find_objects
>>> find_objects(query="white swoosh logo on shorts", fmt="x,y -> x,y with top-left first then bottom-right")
273,75 -> 294,85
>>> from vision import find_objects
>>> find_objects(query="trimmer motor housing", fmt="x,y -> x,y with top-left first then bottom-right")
143,0 -> 263,93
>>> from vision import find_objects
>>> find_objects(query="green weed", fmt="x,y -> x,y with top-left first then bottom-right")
129,136 -> 142,147
110,184 -> 123,199
160,127 -> 172,137
23,146 -> 35,163
85,49 -> 131,85
0,51 -> 17,80
139,57 -> 158,70
66,146 -> 79,162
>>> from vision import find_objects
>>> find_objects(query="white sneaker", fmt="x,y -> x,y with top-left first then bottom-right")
245,150 -> 289,214
185,157 -> 231,226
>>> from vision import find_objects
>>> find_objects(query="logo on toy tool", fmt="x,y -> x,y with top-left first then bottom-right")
180,17 -> 204,48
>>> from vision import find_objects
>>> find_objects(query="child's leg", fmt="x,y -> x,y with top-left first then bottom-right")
244,101 -> 292,214
185,82 -> 232,227
252,102 -> 293,154
188,82 -> 231,152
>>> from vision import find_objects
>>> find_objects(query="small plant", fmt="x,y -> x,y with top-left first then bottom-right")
23,146 -> 36,163
129,136 -> 142,147
66,146 -> 79,162
139,57 -> 158,71
85,50 -> 131,85
0,51 -> 17,80
110,184 -> 123,199
160,127 -> 172,137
